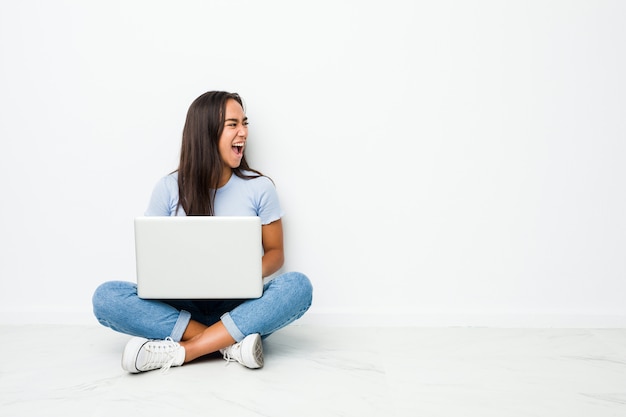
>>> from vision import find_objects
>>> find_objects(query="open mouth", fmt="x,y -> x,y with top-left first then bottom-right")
232,143 -> 244,155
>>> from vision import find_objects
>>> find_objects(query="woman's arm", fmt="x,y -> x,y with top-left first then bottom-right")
261,219 -> 285,278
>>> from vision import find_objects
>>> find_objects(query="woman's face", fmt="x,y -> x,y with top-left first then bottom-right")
218,98 -> 248,169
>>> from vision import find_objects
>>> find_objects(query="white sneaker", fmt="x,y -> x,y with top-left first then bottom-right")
220,333 -> 264,369
122,337 -> 185,373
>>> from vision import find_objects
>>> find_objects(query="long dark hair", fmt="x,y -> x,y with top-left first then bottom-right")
177,91 -> 262,215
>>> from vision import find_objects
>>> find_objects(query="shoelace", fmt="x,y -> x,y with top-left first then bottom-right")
222,343 -> 241,366
144,337 -> 180,373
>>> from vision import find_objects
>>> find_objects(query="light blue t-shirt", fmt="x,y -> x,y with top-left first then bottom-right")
145,171 -> 284,225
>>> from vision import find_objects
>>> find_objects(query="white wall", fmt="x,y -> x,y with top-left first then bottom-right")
1,0 -> 624,327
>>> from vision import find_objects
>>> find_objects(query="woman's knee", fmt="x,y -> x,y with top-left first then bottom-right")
92,280 -> 136,318
281,272 -> 313,307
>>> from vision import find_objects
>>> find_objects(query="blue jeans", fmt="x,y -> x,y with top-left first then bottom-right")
92,272 -> 313,342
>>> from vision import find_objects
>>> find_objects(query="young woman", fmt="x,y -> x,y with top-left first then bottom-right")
92,91 -> 313,373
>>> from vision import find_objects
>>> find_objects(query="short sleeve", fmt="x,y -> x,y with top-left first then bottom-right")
144,174 -> 181,216
255,177 -> 284,225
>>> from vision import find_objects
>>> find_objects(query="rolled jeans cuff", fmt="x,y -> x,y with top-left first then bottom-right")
220,312 -> 245,342
170,309 -> 191,342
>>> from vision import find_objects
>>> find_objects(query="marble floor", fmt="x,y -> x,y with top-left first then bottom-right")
1,324 -> 626,416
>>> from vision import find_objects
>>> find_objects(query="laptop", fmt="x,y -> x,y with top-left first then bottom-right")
134,216 -> 263,299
